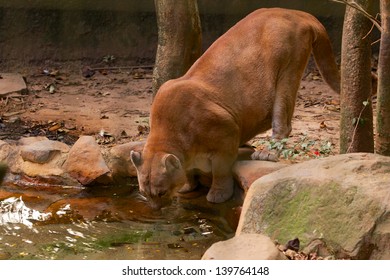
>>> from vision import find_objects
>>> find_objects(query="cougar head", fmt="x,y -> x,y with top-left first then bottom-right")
130,150 -> 185,210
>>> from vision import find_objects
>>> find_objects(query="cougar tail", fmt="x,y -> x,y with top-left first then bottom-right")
311,24 -> 341,94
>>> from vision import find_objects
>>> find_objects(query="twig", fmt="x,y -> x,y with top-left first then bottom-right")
346,100 -> 369,153
86,65 -> 154,71
371,38 -> 381,45
331,0 -> 383,33
81,65 -> 154,78
362,13 -> 380,40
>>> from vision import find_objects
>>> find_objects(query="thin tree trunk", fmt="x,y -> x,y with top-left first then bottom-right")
152,0 -> 202,97
340,0 -> 375,153
375,0 -> 390,155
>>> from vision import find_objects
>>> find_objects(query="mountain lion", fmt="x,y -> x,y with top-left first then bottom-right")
131,8 -> 340,209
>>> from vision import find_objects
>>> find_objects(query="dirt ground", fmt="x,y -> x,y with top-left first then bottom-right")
1,62 -> 342,161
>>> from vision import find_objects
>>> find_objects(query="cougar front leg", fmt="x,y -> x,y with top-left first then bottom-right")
206,155 -> 234,203
178,171 -> 198,193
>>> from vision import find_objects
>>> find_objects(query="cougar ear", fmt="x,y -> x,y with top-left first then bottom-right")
162,154 -> 182,173
130,150 -> 142,167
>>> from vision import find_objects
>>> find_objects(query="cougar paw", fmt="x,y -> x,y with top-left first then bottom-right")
206,185 -> 234,203
178,183 -> 197,194
251,149 -> 279,162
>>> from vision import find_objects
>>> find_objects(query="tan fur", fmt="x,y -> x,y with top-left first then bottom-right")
131,8 -> 340,209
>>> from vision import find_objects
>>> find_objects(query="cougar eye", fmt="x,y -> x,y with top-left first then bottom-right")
158,191 -> 167,197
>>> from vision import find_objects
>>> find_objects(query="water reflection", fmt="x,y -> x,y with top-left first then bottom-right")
0,197 -> 51,228
0,181 -> 243,260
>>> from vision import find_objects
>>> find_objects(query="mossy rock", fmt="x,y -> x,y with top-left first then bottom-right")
237,153 -> 390,259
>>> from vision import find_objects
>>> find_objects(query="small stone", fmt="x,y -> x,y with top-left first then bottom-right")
276,244 -> 287,252
18,136 -> 49,146
20,140 -> 69,164
0,73 -> 27,97
284,249 -> 298,259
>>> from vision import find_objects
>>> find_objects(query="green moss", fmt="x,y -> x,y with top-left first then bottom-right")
258,179 -> 382,249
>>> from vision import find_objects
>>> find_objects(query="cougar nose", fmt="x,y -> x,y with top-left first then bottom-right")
149,199 -> 163,210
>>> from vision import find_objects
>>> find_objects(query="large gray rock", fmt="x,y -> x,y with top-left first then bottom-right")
237,153 -> 390,260
202,233 -> 286,260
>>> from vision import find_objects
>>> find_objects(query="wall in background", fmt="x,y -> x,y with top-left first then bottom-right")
0,0 -> 374,67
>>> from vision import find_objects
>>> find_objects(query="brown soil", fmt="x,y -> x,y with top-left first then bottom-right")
1,62 -> 341,160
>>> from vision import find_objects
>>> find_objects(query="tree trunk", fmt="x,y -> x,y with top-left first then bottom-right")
152,0 -> 202,97
375,0 -> 390,155
340,0 -> 375,153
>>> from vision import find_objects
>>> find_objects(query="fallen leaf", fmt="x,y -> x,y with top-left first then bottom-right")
48,123 -> 62,131
49,84 -> 56,94
285,238 -> 300,252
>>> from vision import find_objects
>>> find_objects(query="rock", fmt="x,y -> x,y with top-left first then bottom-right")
20,139 -> 70,164
0,140 -> 19,173
63,136 -> 111,185
302,239 -> 333,259
106,141 -> 145,183
0,73 -> 27,97
284,249 -> 298,259
237,153 -> 390,260
237,145 -> 256,160
0,140 -> 12,162
0,139 -> 77,185
19,140 -> 70,181
18,136 -> 49,146
202,233 -> 287,260
232,160 -> 288,192
0,162 -> 7,183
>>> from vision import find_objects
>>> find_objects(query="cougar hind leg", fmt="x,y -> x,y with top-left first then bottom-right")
252,76 -> 302,162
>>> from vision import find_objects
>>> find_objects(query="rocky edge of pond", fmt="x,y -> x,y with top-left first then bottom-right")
0,135 -> 389,260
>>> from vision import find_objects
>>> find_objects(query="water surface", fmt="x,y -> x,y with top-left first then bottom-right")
0,180 -> 242,260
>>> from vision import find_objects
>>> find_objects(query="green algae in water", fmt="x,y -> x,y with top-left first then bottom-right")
39,229 -> 154,258
94,230 -> 153,248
